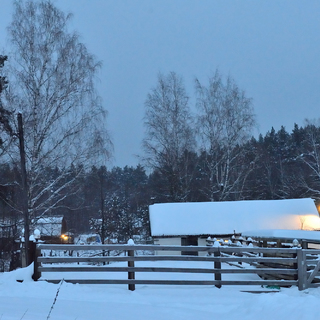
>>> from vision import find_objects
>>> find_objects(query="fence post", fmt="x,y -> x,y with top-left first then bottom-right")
301,240 -> 308,249
128,249 -> 135,291
297,248 -> 306,291
32,244 -> 41,281
214,246 -> 221,288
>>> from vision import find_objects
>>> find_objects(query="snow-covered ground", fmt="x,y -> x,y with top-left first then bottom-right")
1,263 -> 320,320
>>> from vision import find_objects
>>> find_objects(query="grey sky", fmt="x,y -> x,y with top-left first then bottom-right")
1,0 -> 320,167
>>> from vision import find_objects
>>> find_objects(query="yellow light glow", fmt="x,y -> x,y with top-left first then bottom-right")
300,215 -> 320,230
61,234 -> 69,241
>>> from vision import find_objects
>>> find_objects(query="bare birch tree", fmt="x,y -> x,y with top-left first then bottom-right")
3,1 -> 112,230
195,70 -> 256,201
0,55 -> 14,156
143,72 -> 195,202
296,121 -> 320,198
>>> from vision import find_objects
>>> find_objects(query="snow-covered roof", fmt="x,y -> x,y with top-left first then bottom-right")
149,198 -> 320,237
34,216 -> 64,237
242,229 -> 320,241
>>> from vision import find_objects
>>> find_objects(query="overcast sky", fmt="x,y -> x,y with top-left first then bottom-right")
1,0 -> 320,168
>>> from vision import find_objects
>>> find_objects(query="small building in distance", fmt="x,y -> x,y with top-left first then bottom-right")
149,198 -> 320,255
33,216 -> 70,243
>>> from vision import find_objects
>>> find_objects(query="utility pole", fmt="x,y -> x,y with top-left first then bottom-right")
17,112 -> 30,266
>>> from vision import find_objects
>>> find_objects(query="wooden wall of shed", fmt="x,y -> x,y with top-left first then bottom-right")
198,238 -> 209,256
154,237 -> 181,255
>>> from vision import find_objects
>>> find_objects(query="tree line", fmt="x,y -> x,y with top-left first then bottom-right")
1,122 -> 320,240
147,122 -> 320,204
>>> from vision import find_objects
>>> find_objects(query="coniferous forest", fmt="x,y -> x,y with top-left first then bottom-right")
1,124 -> 320,241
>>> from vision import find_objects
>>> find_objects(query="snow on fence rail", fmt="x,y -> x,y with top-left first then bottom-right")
33,244 -> 320,291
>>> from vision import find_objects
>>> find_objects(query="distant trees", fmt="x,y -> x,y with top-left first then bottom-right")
142,70 -> 256,202
294,121 -> 320,198
87,165 -> 150,243
243,124 -> 320,201
68,122 -> 320,239
245,127 -> 295,200
143,72 -> 196,202
0,55 -> 13,155
0,121 -> 320,241
0,55 -> 8,102
141,69 -> 320,205
0,56 -> 17,231
2,1 -> 112,227
0,55 -> 6,91
195,71 -> 256,200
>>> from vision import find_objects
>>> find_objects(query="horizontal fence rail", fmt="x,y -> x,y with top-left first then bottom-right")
33,244 -> 320,291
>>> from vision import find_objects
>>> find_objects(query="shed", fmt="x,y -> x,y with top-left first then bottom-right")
149,198 -> 320,255
33,216 -> 69,243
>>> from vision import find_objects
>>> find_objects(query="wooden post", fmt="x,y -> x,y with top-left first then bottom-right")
214,247 -> 221,288
17,113 -> 30,267
32,244 -> 42,281
128,249 -> 135,291
301,240 -> 308,249
28,241 -> 36,266
206,237 -> 213,256
297,248 -> 306,291
293,249 -> 298,282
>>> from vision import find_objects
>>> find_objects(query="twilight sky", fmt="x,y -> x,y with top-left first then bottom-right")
1,0 -> 320,167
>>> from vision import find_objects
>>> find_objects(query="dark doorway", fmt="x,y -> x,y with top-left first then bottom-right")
181,236 -> 198,255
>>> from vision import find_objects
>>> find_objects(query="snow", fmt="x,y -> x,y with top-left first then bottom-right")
243,229 -> 320,241
1,263 -> 320,319
149,198 -> 320,236
33,216 -> 64,237
213,240 -> 220,247
127,238 -> 135,245
33,229 -> 41,238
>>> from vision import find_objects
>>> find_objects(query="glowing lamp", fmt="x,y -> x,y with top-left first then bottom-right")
61,234 -> 69,241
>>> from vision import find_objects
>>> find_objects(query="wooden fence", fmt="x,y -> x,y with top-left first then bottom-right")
33,244 -> 320,291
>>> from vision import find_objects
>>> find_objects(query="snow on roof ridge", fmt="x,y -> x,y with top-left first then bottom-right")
149,198 -> 320,237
